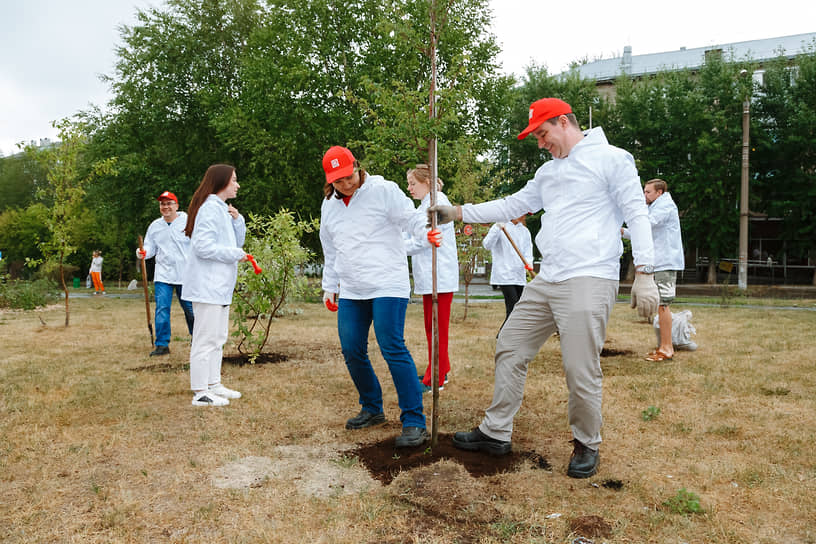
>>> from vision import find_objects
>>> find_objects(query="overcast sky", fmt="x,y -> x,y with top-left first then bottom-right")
2,0 -> 815,156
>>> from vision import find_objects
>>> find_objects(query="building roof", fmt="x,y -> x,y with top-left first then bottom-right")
565,32 -> 816,82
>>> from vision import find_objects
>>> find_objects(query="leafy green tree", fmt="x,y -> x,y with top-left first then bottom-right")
753,43 -> 816,279
348,0 -> 514,191
82,0 -> 265,272
615,55 -> 753,282
26,120 -> 117,326
0,204 -> 50,278
0,153 -> 45,212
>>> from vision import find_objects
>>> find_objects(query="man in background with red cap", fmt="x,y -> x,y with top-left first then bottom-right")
428,98 -> 659,478
137,191 -> 195,357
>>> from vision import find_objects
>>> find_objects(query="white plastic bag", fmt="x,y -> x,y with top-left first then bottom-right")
127,279 -> 138,290
653,310 -> 697,350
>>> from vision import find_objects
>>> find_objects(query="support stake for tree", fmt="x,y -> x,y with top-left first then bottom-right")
138,235 -> 155,347
428,0 -> 440,447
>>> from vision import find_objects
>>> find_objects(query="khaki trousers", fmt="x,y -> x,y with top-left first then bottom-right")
478,276 -> 618,450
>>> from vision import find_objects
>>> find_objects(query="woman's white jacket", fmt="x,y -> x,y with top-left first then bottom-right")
404,191 -> 459,295
182,195 -> 246,305
320,175 -> 430,300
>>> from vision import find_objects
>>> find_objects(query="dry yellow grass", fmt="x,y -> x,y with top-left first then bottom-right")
1,295 -> 815,543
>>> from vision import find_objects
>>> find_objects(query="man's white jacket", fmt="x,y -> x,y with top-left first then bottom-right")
182,195 -> 246,305
142,212 -> 190,285
404,191 -> 459,295
461,127 -> 654,282
483,221 -> 533,286
641,192 -> 684,271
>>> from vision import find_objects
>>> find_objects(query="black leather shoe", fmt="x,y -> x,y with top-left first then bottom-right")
452,427 -> 511,456
150,345 -> 170,357
345,409 -> 386,430
395,427 -> 429,448
567,439 -> 599,478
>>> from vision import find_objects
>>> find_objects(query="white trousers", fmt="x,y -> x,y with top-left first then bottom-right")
190,302 -> 230,391
479,276 -> 618,449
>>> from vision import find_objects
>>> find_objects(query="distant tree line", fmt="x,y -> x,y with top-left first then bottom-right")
1,0 -> 814,285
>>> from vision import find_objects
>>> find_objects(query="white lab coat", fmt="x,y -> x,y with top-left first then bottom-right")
622,191 -> 684,271
483,222 -> 533,285
404,192 -> 459,294
181,195 -> 246,305
461,127 -> 654,282
142,212 -> 190,284
320,175 -> 430,300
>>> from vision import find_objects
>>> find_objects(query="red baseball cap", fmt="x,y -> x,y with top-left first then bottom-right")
157,191 -> 178,202
322,146 -> 356,183
517,98 -> 573,140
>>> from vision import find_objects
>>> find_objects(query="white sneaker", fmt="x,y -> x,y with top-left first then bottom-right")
209,384 -> 241,399
192,391 -> 229,406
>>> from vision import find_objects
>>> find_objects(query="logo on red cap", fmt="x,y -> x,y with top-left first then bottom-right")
322,146 -> 356,183
157,191 -> 178,203
517,98 -> 573,140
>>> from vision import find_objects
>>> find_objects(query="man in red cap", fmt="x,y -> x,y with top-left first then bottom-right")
428,97 -> 659,478
137,190 -> 195,356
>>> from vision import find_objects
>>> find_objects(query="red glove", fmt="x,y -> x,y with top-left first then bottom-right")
427,229 -> 442,247
524,263 -> 533,272
246,254 -> 262,274
323,291 -> 338,312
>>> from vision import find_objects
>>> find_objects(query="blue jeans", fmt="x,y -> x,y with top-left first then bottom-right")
337,297 -> 425,429
154,282 -> 195,347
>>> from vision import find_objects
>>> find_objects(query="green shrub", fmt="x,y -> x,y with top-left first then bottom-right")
231,210 -> 319,362
663,488 -> 704,515
0,275 -> 59,309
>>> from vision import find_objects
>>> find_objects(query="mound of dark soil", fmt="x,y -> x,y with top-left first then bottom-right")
222,352 -> 288,365
350,433 -> 551,485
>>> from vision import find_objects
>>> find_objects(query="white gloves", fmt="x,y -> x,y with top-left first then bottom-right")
426,205 -> 458,227
630,272 -> 659,319
136,248 -> 146,259
496,222 -> 506,229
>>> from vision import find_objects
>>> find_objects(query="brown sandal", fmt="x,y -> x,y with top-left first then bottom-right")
645,349 -> 673,362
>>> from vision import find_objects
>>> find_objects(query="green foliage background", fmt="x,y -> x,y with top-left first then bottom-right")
0,0 -> 814,283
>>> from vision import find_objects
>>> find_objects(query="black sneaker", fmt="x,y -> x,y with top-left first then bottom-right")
395,427 -> 429,448
345,409 -> 386,430
150,345 -> 170,357
567,439 -> 599,479
452,427 -> 511,456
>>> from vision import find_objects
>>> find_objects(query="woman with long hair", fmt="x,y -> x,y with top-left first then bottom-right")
404,165 -> 458,393
182,164 -> 248,407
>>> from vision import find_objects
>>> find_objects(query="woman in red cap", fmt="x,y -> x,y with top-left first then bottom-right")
319,146 -> 440,448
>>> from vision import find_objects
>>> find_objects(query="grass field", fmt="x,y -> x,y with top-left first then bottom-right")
1,295 -> 815,543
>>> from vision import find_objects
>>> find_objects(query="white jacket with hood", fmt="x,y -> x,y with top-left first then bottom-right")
142,212 -> 190,285
182,195 -> 246,305
483,221 -> 533,286
461,127 -> 654,282
320,175 -> 431,300
404,191 -> 459,295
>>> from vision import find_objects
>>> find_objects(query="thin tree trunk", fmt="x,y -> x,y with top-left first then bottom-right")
59,256 -> 70,327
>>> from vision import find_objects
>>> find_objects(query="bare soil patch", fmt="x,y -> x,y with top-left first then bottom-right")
569,514 -> 613,539
211,446 -> 376,499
